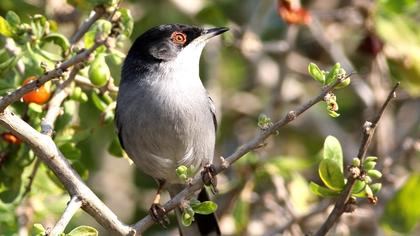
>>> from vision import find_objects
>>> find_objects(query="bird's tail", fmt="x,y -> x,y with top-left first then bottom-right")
167,185 -> 220,236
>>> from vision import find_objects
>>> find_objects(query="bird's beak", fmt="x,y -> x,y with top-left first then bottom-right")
200,27 -> 229,41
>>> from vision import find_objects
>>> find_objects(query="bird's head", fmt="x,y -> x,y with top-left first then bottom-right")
125,24 -> 228,70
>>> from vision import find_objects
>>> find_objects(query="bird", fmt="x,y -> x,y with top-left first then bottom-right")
115,24 -> 228,235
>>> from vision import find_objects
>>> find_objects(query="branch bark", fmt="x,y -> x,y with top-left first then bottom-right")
49,196 -> 82,236
314,82 -> 399,236
0,110 -> 133,235
132,74 -> 352,234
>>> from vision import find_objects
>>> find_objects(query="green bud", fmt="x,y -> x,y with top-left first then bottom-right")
176,165 -> 188,176
364,161 -> 376,170
308,63 -> 325,83
367,169 -> 382,179
352,158 -> 361,167
364,156 -> 378,162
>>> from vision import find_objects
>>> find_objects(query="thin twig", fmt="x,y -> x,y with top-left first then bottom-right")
132,74 -> 352,234
70,6 -> 106,44
48,196 -> 82,236
314,82 -> 400,236
21,158 -> 41,199
41,66 -> 80,136
0,40 -> 104,112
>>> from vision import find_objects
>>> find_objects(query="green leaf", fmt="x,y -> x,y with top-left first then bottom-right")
323,136 -> 343,173
107,136 -> 124,157
191,201 -> 218,215
42,33 -> 70,53
0,16 -> 13,37
309,181 -> 340,197
370,183 -> 382,194
33,223 -> 46,236
181,207 -> 195,226
351,180 -> 366,194
118,9 -> 133,37
0,175 -> 22,203
90,91 -> 107,111
67,226 -> 98,236
325,63 -> 341,85
318,158 -> 345,191
364,156 -> 378,162
59,143 -> 81,160
308,63 -> 325,83
364,161 -> 377,170
367,169 -> 382,179
381,174 -> 420,233
5,11 -> 21,28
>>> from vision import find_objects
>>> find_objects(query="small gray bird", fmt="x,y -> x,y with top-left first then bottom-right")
115,24 -> 228,235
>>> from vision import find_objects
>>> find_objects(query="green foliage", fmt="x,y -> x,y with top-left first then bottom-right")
307,62 -> 350,118
181,199 -> 218,226
381,174 -> 420,233
310,136 -> 383,202
66,225 -> 98,236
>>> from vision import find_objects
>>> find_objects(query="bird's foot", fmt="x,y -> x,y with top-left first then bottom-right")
201,164 -> 218,195
149,203 -> 170,226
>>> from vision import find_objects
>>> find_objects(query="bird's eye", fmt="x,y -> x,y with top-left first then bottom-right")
171,32 -> 187,45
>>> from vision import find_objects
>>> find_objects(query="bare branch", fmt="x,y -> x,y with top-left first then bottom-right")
41,66 -> 80,136
21,158 -> 41,199
314,82 -> 400,236
132,74 -> 352,234
70,6 -> 106,44
48,196 -> 82,236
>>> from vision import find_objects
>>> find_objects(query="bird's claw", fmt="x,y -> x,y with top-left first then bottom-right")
149,203 -> 170,227
201,164 -> 218,194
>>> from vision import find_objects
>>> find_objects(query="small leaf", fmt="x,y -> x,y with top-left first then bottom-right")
364,161 -> 377,170
309,181 -> 340,197
367,169 -> 382,179
67,226 -> 98,236
370,183 -> 382,194
308,63 -> 325,83
0,16 -> 13,37
325,63 -> 341,85
33,223 -> 46,235
319,158 -> 345,191
352,157 -> 361,167
364,156 -> 378,162
59,143 -> 81,160
381,174 -> 420,233
327,109 -> 340,118
118,9 -> 133,37
182,206 -> 195,226
191,201 -> 218,215
90,91 -> 107,111
5,11 -> 21,28
107,136 -> 124,157
323,136 -> 343,173
351,180 -> 366,194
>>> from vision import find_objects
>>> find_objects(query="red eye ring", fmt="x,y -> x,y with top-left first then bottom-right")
171,31 -> 187,45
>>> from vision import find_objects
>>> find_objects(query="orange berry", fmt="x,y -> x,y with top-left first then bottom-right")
22,76 -> 51,105
2,132 -> 21,145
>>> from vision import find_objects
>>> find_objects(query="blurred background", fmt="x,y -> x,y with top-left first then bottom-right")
0,0 -> 419,235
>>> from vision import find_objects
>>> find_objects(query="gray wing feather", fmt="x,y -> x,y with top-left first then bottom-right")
208,95 -> 217,131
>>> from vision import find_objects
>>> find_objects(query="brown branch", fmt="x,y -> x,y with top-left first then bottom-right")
70,6 -> 106,44
314,82 -> 400,236
132,74 -> 352,234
